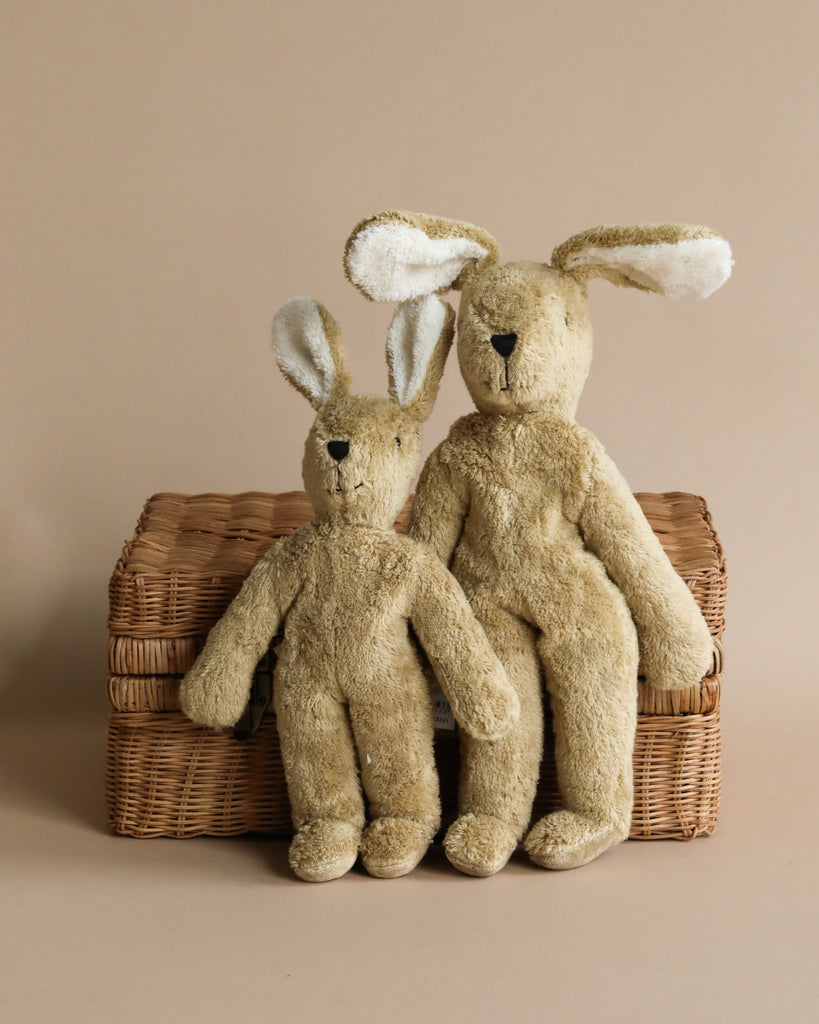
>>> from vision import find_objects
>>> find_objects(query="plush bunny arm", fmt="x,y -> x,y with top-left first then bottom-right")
578,451 -> 713,691
179,541 -> 302,729
410,552 -> 519,740
408,445 -> 469,566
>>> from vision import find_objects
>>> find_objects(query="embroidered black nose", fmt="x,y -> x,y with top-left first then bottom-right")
491,333 -> 517,358
327,441 -> 350,462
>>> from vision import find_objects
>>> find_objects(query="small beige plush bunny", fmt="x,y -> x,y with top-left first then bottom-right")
345,211 -> 732,875
179,293 -> 519,882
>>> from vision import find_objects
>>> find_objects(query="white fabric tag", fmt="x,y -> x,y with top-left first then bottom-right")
433,691 -> 456,731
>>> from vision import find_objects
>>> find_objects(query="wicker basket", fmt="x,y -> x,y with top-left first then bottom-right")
106,491 -> 726,841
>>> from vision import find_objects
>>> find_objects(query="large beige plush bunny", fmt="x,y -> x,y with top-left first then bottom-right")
179,293 -> 519,882
345,212 -> 732,875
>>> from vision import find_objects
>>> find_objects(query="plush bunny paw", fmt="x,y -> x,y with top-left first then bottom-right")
641,620 -> 715,692
443,813 -> 519,877
524,811 -> 627,870
178,664 -> 251,730
360,817 -> 434,878
460,684 -> 521,742
288,820 -> 361,882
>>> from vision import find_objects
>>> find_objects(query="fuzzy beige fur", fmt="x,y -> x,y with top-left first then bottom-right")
345,211 -> 732,874
179,294 -> 519,881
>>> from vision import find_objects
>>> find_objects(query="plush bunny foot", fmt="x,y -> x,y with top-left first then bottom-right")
359,817 -> 433,878
524,811 -> 627,871
443,813 -> 519,877
289,820 -> 361,882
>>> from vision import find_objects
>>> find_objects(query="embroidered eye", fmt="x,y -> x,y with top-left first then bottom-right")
564,313 -> 569,326
395,437 -> 402,449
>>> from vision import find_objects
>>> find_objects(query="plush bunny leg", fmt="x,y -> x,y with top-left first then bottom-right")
350,679 -> 441,879
444,598 -> 544,877
525,577 -> 639,870
274,677 -> 364,882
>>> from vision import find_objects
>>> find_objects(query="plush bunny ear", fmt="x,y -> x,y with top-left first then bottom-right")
552,224 -> 733,299
272,297 -> 352,409
345,210 -> 500,302
386,295 -> 455,422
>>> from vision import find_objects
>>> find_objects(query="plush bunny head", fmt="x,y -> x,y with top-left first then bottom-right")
344,211 -> 733,418
272,294 -> 454,526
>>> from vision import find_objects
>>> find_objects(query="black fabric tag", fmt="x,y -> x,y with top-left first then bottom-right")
231,633 -> 284,741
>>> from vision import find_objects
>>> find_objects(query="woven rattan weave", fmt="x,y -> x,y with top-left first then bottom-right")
106,490 -> 726,841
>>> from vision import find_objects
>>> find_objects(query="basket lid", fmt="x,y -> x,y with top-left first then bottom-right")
107,490 -> 725,677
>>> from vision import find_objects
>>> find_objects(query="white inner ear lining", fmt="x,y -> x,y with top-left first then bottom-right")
273,297 -> 336,404
347,222 -> 489,301
387,295 -> 446,407
565,238 -> 733,299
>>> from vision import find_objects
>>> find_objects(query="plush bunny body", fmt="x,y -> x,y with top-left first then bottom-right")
345,212 -> 732,874
179,296 -> 519,881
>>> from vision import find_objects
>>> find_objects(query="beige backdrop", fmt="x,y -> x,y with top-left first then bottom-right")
2,2 -> 817,1021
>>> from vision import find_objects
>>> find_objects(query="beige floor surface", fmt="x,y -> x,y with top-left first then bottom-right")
1,700 -> 816,1024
